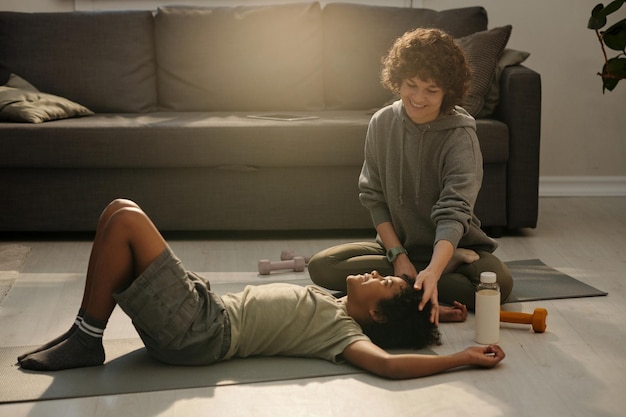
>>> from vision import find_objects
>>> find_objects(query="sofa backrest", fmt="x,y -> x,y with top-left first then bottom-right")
0,3 -> 491,114
0,10 -> 157,113
322,3 -> 488,110
154,3 -> 324,112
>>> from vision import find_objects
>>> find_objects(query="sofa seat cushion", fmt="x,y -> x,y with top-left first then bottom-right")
1,111 -> 509,168
0,11 -> 157,113
155,3 -> 324,112
323,4 -> 488,110
0,111 -> 370,169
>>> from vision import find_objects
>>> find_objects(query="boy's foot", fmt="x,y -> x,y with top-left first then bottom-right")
19,331 -> 105,371
17,325 -> 78,363
439,301 -> 468,322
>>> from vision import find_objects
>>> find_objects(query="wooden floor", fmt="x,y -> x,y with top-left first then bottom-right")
1,197 -> 625,417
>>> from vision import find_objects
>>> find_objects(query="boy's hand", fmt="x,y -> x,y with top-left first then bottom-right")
464,345 -> 505,368
439,301 -> 468,322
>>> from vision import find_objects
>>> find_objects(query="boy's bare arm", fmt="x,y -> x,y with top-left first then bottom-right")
342,340 -> 505,379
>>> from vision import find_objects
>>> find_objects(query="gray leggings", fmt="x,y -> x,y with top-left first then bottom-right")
307,241 -> 513,310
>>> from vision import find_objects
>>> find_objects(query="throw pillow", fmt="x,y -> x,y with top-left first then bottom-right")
476,49 -> 530,118
0,74 -> 94,123
456,25 -> 512,116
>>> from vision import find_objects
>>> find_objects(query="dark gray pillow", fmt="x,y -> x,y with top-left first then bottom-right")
0,74 -> 93,123
0,11 -> 157,113
476,48 -> 530,118
457,25 -> 512,116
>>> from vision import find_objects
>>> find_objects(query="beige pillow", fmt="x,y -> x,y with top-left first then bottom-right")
476,49 -> 530,118
456,25 -> 512,116
0,74 -> 93,123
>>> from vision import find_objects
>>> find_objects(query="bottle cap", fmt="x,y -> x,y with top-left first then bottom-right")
480,271 -> 497,283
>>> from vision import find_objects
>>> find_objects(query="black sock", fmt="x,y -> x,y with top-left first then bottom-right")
17,308 -> 85,363
19,313 -> 106,371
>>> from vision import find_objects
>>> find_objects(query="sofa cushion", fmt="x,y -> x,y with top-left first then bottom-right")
323,4 -> 488,110
456,25 -> 512,116
0,11 -> 157,113
155,3 -> 324,111
0,112 -> 370,168
0,74 -> 93,123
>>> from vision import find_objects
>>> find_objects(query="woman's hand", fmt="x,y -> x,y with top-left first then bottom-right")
414,268 -> 440,324
414,240 -> 455,325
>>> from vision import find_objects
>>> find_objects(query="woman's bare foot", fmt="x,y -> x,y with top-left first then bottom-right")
443,248 -> 480,274
439,301 -> 468,322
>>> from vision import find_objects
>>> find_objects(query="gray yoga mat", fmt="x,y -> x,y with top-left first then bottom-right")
0,259 -> 606,403
0,339 -> 375,404
505,258 -> 607,302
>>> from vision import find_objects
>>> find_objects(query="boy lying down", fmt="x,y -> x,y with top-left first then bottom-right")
18,200 -> 504,378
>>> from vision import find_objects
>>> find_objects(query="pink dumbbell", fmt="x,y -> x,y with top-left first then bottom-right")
258,256 -> 306,275
280,250 -> 311,264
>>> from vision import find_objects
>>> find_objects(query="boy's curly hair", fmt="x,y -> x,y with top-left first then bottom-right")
361,276 -> 441,349
380,28 -> 471,115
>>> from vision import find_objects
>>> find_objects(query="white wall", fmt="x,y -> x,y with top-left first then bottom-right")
1,0 -> 625,192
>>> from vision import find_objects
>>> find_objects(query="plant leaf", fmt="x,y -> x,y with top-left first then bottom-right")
602,18 -> 626,50
601,57 -> 626,92
589,3 -> 607,29
600,0 -> 625,17
592,2 -> 606,16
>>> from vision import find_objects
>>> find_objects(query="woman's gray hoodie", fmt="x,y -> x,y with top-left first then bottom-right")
359,100 -> 497,263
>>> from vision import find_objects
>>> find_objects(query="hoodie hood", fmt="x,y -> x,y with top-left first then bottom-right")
392,100 -> 477,133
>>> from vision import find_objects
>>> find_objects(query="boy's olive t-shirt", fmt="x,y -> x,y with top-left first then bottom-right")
221,283 -> 369,362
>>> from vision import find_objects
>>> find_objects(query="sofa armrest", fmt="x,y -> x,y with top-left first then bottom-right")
496,65 -> 542,229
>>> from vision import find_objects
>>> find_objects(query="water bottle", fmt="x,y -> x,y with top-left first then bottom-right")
475,271 -> 500,344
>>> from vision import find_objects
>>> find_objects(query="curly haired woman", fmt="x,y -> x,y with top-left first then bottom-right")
308,28 -> 513,325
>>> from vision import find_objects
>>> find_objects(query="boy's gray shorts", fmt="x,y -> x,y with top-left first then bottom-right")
113,247 -> 230,366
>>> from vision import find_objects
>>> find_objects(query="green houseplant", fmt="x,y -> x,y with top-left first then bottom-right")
588,0 -> 626,92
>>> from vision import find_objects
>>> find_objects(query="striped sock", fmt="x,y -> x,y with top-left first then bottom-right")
19,313 -> 106,371
78,315 -> 106,339
17,308 -> 86,363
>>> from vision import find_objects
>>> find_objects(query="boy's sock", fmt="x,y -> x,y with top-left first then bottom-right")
17,308 -> 85,363
19,314 -> 106,371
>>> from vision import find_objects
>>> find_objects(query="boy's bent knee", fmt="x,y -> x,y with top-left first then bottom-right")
106,207 -> 150,234
99,199 -> 141,223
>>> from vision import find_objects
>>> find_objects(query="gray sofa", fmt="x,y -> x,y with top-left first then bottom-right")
0,2 -> 541,234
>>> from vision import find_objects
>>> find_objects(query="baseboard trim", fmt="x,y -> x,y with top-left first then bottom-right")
539,176 -> 626,197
